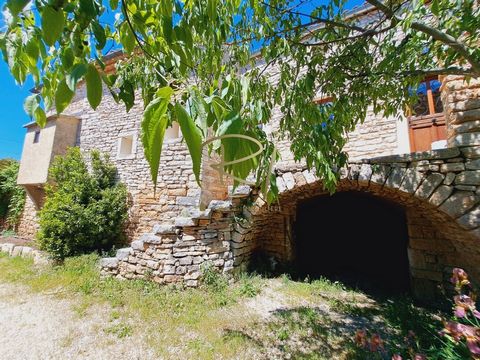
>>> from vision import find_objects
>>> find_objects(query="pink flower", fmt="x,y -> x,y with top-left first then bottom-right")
467,338 -> 480,356
392,355 -> 402,360
451,268 -> 470,287
414,355 -> 426,360
455,306 -> 466,318
454,295 -> 479,319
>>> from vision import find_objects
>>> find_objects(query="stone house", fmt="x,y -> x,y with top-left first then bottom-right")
14,18 -> 480,300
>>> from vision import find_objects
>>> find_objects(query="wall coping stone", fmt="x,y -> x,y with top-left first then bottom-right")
366,148 -> 462,164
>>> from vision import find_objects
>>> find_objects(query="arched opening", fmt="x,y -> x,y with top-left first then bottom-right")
294,191 -> 411,294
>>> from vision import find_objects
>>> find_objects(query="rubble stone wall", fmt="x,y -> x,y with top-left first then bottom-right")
100,147 -> 479,300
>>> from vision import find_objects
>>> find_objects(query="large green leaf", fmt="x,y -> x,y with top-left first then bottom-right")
175,103 -> 203,184
6,0 -> 30,16
41,7 -> 65,47
66,63 -> 88,91
34,107 -> 47,128
55,79 -> 74,114
120,22 -> 136,54
85,64 -> 102,109
141,87 -> 173,189
91,21 -> 106,49
24,94 -> 40,117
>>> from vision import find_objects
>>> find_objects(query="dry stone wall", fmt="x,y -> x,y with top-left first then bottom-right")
16,196 -> 39,239
100,147 -> 479,300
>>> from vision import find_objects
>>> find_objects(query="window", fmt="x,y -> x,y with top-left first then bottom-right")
118,134 -> 135,159
164,122 -> 181,141
411,78 -> 443,117
33,130 -> 40,144
408,77 -> 446,152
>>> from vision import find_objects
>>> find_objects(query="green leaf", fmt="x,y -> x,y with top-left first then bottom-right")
141,88 -> 173,189
79,0 -> 97,18
66,63 -> 88,91
55,79 -> 74,114
25,39 -> 39,65
41,6 -> 65,47
431,0 -> 439,16
61,47 -> 75,69
119,81 -> 135,111
24,94 -> 40,117
91,21 -> 106,49
6,0 -> 30,16
174,103 -> 203,184
34,107 -> 47,128
120,22 -> 136,54
85,64 -> 102,109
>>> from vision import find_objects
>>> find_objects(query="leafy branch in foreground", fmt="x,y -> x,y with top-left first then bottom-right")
0,0 -> 478,197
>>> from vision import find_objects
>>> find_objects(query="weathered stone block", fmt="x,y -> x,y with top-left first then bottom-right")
444,172 -> 456,185
175,217 -> 198,227
451,132 -> 480,147
415,173 -> 444,199
439,191 -> 479,218
357,164 -> 373,184
208,200 -> 232,211
100,257 -> 119,269
116,248 -> 131,261
302,169 -> 317,184
282,172 -> 295,190
131,240 -> 144,251
176,196 -> 198,206
428,185 -> 453,207
456,205 -> 480,230
440,163 -> 465,172
276,176 -> 287,193
461,146 -> 480,158
153,224 -> 176,234
140,233 -> 162,244
399,168 -> 424,194
455,170 -> 480,185
385,166 -> 406,189
370,165 -> 390,186
466,159 -> 480,170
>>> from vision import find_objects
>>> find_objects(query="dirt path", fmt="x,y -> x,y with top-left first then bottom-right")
0,283 -> 156,360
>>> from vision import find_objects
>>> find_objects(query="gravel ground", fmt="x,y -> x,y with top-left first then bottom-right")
0,283 -> 156,360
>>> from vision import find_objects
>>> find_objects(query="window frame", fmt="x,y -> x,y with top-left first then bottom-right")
117,133 -> 137,160
407,77 -> 446,152
33,130 -> 41,144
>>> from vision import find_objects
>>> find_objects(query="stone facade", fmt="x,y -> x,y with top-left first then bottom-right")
100,147 -> 480,299
14,55 -> 480,300
16,196 -> 39,239
17,86 -> 207,239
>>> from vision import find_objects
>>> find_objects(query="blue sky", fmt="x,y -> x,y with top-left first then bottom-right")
0,39 -> 33,160
0,0 -> 364,160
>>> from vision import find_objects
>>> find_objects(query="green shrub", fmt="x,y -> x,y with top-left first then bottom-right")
0,160 -> 26,230
38,148 -> 128,260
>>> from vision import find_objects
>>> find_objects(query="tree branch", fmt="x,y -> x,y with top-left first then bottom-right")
365,0 -> 480,75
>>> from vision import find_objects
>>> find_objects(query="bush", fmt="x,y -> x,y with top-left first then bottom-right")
38,148 -> 128,260
0,160 -> 26,230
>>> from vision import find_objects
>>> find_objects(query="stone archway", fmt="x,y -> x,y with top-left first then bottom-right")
294,191 -> 411,294
235,148 -> 480,300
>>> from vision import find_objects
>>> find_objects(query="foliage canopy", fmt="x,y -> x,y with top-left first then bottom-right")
1,0 -> 479,196
38,147 -> 128,260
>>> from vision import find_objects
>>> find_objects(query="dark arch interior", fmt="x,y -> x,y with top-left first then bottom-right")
294,191 -> 410,295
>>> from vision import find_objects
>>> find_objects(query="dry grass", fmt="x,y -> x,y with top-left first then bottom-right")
0,253 -> 451,359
